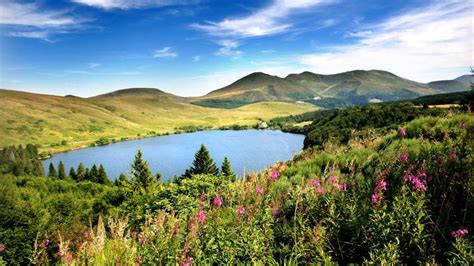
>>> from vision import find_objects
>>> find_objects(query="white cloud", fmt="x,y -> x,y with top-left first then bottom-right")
0,1 -> 88,40
88,62 -> 101,68
193,55 -> 201,62
71,0 -> 198,10
191,0 -> 335,38
152,47 -> 178,58
299,0 -> 473,82
215,40 -> 243,58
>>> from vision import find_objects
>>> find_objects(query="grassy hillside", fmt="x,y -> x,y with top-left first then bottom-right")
0,89 -> 316,151
193,70 -> 470,108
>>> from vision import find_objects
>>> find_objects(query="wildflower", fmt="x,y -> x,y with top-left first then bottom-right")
272,207 -> 279,216
269,171 -> 279,181
212,195 -> 222,208
132,228 -> 139,237
0,244 -> 4,254
39,238 -> 49,248
329,175 -> 337,184
84,228 -> 93,240
400,153 -> 409,163
181,256 -> 192,266
237,207 -> 245,215
339,182 -> 347,191
451,228 -> 469,238
371,192 -> 380,207
311,178 -> 320,187
400,128 -> 407,137
403,171 -> 427,192
316,186 -> 324,195
247,214 -> 253,222
256,186 -> 263,194
460,120 -> 465,129
196,211 -> 206,222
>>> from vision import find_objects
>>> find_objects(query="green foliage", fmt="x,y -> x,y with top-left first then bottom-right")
2,113 -> 473,264
0,175 -> 126,264
0,144 -> 44,176
130,150 -> 156,193
220,157 -> 236,181
48,162 -> 57,178
57,161 -> 66,180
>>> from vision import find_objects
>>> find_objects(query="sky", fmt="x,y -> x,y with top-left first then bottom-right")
0,0 -> 472,97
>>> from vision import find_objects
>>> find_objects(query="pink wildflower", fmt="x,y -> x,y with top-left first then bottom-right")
247,214 -> 253,222
272,207 -> 279,216
400,153 -> 409,163
400,128 -> 407,137
329,175 -> 337,184
237,207 -> 245,215
460,120 -> 465,129
196,211 -> 206,222
269,171 -> 279,181
212,195 -> 222,208
316,186 -> 324,195
371,193 -> 379,206
181,256 -> 192,266
451,228 -> 469,238
339,182 -> 347,191
311,178 -> 320,187
256,186 -> 263,194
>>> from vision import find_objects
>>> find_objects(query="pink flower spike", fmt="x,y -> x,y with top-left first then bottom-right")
256,186 -> 263,194
269,171 -> 279,181
237,207 -> 245,215
316,186 -> 324,195
400,128 -> 407,137
196,211 -> 206,222
329,175 -> 337,184
247,214 -> 253,222
311,178 -> 320,187
400,153 -> 409,163
339,182 -> 347,191
181,256 -> 192,266
212,195 -> 222,208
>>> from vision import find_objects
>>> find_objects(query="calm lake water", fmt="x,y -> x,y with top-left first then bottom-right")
42,130 -> 304,181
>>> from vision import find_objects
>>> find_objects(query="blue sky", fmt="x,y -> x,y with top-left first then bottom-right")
0,0 -> 472,97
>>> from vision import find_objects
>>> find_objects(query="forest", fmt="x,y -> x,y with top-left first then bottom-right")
0,102 -> 473,264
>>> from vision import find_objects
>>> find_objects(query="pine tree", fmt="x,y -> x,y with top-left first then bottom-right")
33,160 -> 45,176
58,161 -> 66,179
69,166 -> 77,180
85,168 -> 91,181
90,164 -> 98,182
131,150 -> 155,193
97,164 -> 108,184
77,163 -> 86,181
182,144 -> 219,178
115,173 -> 128,186
48,162 -> 57,178
221,157 -> 236,181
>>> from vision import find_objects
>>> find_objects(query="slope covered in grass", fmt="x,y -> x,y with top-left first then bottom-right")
0,89 -> 315,150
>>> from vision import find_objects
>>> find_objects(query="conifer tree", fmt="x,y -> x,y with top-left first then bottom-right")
90,164 -> 98,182
182,144 -> 219,178
131,150 -> 155,193
115,173 -> 128,186
221,157 -> 236,181
33,160 -> 45,177
77,163 -> 86,181
48,162 -> 57,178
85,168 -> 91,181
69,166 -> 77,180
57,161 -> 66,180
97,164 -> 108,184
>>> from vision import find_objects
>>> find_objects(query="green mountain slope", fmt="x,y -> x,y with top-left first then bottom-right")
193,70 -> 470,108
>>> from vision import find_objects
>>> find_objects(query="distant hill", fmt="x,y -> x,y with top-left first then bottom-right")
454,75 -> 472,87
0,88 -> 315,148
193,70 -> 470,108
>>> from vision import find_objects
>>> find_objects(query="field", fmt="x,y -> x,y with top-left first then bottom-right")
0,89 -> 316,153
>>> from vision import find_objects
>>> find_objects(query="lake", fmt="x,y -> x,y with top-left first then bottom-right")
42,130 -> 304,181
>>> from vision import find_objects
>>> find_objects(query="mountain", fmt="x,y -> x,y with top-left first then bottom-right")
193,70 -> 470,108
454,75 -> 472,87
